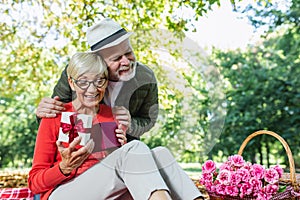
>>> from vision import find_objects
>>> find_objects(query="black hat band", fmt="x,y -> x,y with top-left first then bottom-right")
91,28 -> 128,51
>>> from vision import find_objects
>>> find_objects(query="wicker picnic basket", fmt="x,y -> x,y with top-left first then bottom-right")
208,130 -> 300,200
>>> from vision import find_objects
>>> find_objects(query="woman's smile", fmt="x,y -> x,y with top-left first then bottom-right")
84,93 -> 99,99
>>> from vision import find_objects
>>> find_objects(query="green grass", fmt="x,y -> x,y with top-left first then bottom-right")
179,163 -> 202,179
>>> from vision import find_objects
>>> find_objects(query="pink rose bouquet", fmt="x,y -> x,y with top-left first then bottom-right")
200,155 -> 284,200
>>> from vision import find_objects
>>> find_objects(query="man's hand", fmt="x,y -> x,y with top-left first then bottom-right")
115,124 -> 127,146
36,96 -> 65,118
112,106 -> 131,133
57,137 -> 95,176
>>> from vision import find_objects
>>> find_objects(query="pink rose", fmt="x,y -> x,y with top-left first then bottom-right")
202,160 -> 216,174
228,155 -> 245,168
205,182 -> 214,192
264,168 -> 279,184
203,179 -> 214,191
249,177 -> 263,192
225,185 -> 239,196
199,173 -> 213,186
240,182 -> 252,198
215,184 -> 226,195
217,169 -> 231,185
214,179 -> 220,185
264,184 -> 278,195
237,168 -> 251,182
251,164 -> 265,179
272,165 -> 283,178
199,179 -> 205,185
219,162 -> 231,171
230,171 -> 242,185
210,184 -> 216,193
201,173 -> 213,181
243,162 -> 252,170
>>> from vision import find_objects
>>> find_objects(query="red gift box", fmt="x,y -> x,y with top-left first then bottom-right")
100,122 -> 121,150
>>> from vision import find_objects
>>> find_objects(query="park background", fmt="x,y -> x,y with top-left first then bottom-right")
0,0 -> 299,185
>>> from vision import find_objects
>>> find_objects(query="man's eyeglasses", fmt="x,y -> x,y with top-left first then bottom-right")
71,77 -> 107,90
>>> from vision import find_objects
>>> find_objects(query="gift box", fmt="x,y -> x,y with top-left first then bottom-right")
100,122 -> 121,150
58,112 -> 92,146
90,122 -> 121,152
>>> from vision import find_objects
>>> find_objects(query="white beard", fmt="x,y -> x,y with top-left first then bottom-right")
118,61 -> 137,82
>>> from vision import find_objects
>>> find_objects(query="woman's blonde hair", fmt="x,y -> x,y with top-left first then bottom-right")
67,52 -> 108,79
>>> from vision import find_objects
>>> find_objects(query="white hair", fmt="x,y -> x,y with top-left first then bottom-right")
67,52 -> 108,79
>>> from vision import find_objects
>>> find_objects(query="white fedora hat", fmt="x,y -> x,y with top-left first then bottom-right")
86,18 -> 133,52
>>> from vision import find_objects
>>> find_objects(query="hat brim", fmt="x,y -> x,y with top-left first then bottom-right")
88,32 -> 133,53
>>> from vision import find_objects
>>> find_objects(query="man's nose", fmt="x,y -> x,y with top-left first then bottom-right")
120,55 -> 130,65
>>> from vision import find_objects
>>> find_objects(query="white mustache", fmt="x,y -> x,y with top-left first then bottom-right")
119,66 -> 130,71
119,62 -> 136,71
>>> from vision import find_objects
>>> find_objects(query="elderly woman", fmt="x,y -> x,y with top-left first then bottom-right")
28,52 -> 204,200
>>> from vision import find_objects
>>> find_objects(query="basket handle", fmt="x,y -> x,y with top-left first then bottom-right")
238,130 -> 297,187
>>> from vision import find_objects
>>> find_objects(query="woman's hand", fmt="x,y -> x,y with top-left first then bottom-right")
115,124 -> 127,146
36,96 -> 65,118
112,106 -> 131,133
57,137 -> 95,176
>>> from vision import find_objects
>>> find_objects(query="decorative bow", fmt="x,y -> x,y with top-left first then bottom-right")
60,114 -> 87,143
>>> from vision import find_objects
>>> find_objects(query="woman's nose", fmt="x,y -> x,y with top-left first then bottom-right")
86,83 -> 98,92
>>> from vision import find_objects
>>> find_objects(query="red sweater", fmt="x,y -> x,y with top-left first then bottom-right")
28,102 -> 115,200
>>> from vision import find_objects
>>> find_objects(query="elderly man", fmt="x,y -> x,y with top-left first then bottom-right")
36,18 -> 159,141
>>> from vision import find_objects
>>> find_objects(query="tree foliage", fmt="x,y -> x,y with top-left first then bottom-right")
2,0 -> 298,169
0,0 -> 234,167
210,0 -> 300,168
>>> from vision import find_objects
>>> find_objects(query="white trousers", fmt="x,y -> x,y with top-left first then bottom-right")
49,140 -> 202,200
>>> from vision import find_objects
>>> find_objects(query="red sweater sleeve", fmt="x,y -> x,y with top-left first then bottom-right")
28,104 -> 115,199
28,117 -> 70,195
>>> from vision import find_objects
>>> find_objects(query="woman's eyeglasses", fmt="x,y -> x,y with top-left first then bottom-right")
71,77 -> 107,90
